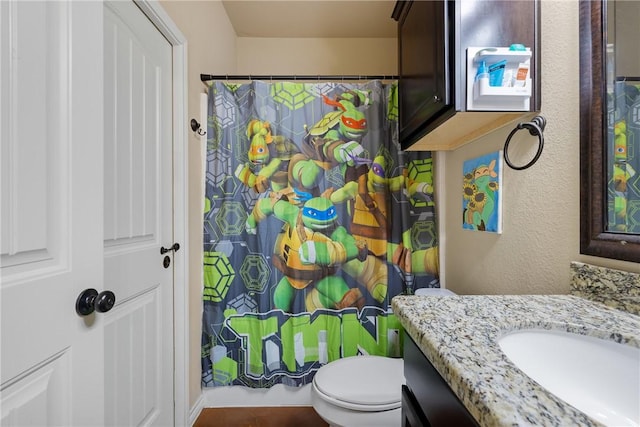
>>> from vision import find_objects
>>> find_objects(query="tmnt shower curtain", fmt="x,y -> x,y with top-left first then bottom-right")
201,80 -> 439,388
609,79 -> 640,232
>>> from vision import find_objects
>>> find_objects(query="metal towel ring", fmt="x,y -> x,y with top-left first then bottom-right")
503,116 -> 546,170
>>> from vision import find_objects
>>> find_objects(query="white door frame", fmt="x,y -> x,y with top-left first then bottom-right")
132,1 -> 189,425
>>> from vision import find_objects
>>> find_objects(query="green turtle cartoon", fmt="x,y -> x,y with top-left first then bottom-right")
235,119 -> 327,205
330,156 -> 438,302
234,119 -> 300,194
280,90 -> 372,204
246,192 -> 367,312
300,90 -> 370,172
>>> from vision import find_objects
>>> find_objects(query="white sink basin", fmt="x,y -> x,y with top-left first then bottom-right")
498,329 -> 640,426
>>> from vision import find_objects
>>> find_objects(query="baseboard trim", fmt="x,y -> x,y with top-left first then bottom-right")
202,384 -> 312,407
189,394 -> 205,426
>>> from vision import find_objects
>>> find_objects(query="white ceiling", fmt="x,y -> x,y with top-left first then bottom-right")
221,1 -> 397,38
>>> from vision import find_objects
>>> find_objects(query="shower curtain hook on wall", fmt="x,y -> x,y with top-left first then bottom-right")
190,118 -> 206,136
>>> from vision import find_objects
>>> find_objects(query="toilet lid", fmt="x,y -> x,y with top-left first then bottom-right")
313,356 -> 404,411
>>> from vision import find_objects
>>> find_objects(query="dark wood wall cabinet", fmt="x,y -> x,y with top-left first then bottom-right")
393,0 -> 541,151
402,334 -> 480,427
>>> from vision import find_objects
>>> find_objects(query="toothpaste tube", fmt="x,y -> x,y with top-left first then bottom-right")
488,60 -> 507,87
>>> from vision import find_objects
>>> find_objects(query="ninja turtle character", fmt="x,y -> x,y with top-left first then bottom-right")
235,119 -> 325,204
234,119 -> 301,195
246,193 -> 367,312
331,156 -> 438,302
282,91 -> 371,204
331,155 -> 404,257
247,90 -> 371,205
613,120 -> 636,193
611,119 -> 636,231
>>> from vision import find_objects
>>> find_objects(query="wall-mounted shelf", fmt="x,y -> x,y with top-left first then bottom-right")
467,47 -> 532,111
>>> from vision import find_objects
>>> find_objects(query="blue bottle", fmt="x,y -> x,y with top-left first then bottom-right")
475,61 -> 489,81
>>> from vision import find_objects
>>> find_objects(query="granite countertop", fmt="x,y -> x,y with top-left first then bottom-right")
570,261 -> 640,315
391,294 -> 640,427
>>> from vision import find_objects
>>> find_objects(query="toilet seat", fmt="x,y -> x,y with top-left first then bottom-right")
312,356 -> 404,412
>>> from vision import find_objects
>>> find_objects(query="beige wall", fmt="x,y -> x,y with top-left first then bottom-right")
159,0 -> 237,409
236,37 -> 397,75
441,0 -> 640,297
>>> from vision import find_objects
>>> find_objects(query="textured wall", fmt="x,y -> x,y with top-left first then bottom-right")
236,37 -> 397,76
441,0 -> 640,297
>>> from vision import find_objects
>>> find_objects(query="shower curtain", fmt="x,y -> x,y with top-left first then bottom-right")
609,79 -> 640,233
201,80 -> 439,388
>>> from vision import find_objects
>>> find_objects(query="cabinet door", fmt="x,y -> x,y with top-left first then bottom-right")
398,0 -> 455,147
457,0 -> 540,110
404,334 -> 480,427
402,385 -> 429,427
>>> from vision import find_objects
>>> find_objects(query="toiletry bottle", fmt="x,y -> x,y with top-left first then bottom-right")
475,61 -> 489,82
513,62 -> 529,88
502,69 -> 513,87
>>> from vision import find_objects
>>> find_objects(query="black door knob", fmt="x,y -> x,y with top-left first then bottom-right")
76,288 -> 117,316
95,290 -> 116,313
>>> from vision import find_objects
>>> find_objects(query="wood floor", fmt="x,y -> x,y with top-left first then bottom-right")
193,407 -> 329,427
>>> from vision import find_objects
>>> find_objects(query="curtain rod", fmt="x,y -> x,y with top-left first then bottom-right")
200,74 -> 398,82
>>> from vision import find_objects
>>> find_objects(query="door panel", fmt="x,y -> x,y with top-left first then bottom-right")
1,351 -> 71,426
104,289 -> 161,426
1,1 -> 52,258
102,2 -> 173,425
0,1 -> 67,270
104,5 -> 160,244
1,1 -> 104,426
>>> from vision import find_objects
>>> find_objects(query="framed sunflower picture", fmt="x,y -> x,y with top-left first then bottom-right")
462,150 -> 503,233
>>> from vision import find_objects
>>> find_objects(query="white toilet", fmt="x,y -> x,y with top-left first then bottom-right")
311,287 -> 456,427
311,355 -> 405,427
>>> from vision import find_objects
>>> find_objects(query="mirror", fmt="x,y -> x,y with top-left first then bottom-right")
580,0 -> 640,263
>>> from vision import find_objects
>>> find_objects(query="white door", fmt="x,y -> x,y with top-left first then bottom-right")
1,1 -> 105,425
1,1 -> 176,426
102,2 -> 174,426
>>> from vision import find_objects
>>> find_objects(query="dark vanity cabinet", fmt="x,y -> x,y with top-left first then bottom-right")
393,0 -> 541,151
402,334 -> 479,427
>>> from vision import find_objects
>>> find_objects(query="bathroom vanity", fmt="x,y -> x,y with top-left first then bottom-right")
392,283 -> 640,426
